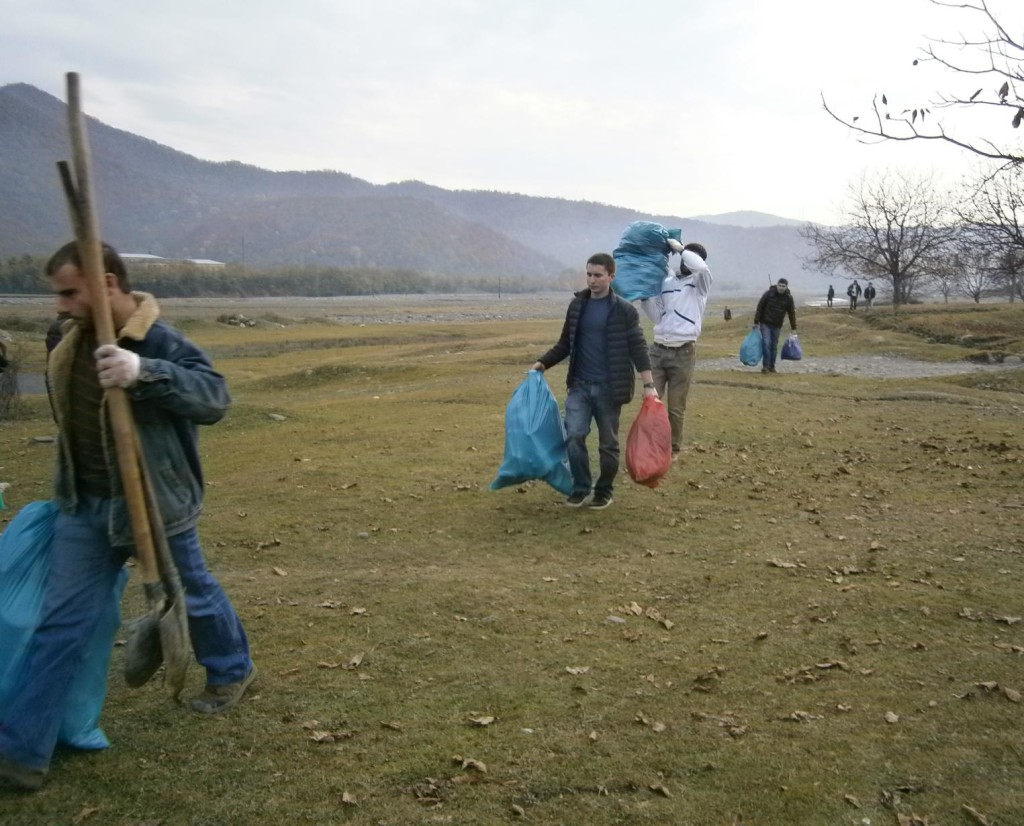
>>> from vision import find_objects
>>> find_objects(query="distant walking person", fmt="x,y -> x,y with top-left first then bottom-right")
640,243 -> 711,458
863,282 -> 876,311
847,280 -> 862,311
753,277 -> 797,374
532,253 -> 658,509
826,285 -> 834,308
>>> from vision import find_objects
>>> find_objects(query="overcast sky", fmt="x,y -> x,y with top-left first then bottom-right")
1,0 -> 1019,224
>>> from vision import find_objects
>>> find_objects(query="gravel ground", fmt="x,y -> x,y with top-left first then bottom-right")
697,355 -> 1024,380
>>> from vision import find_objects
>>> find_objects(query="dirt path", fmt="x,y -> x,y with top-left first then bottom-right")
698,355 -> 1024,380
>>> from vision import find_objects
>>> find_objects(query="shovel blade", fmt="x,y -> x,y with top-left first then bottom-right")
160,595 -> 190,702
124,613 -> 163,688
123,595 -> 191,701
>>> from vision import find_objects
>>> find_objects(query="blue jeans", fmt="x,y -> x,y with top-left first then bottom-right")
564,381 -> 622,496
0,497 -> 251,772
759,324 -> 781,370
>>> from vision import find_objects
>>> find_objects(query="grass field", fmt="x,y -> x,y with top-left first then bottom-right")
1,297 -> 1023,825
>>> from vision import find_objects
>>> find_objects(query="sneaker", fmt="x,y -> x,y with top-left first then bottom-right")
191,665 -> 257,714
0,755 -> 45,791
768,367 -> 777,373
565,491 -> 592,507
761,367 -> 768,374
589,491 -> 614,510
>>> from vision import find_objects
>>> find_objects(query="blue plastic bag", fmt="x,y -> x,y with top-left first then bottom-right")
0,501 -> 128,750
740,328 -> 763,366
611,221 -> 682,302
781,333 -> 803,361
491,371 -> 573,495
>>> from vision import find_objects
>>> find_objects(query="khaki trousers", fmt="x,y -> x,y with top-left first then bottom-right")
648,341 -> 696,453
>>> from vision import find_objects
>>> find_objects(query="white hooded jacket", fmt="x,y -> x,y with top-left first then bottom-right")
640,249 -> 712,345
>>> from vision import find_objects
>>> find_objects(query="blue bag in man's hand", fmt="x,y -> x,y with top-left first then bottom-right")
0,501 -> 128,750
740,327 -> 763,366
491,370 -> 573,495
781,334 -> 803,361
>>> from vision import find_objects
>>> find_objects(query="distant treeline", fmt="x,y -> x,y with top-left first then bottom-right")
0,255 -> 561,297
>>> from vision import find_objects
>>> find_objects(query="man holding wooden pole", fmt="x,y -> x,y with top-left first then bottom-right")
0,242 -> 255,791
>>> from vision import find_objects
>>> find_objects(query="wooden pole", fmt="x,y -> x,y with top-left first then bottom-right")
65,72 -> 160,587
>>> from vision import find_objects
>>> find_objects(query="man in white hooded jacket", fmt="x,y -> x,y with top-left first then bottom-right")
639,243 -> 711,458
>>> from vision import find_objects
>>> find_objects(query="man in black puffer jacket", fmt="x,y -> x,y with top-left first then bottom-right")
533,253 -> 658,510
753,277 -> 797,374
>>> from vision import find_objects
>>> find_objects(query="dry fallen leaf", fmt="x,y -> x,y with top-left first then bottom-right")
565,666 -> 590,676
884,711 -> 900,724
787,710 -> 823,722
341,791 -> 358,806
470,716 -> 495,727
648,783 -> 672,798
769,558 -> 798,569
271,566 -> 287,577
452,755 -> 487,773
71,806 -> 101,825
962,803 -> 993,825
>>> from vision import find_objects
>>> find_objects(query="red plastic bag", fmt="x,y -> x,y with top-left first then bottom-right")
625,396 -> 673,488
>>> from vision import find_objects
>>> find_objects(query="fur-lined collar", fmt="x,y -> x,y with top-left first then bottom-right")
55,291 -> 160,343
119,291 -> 160,340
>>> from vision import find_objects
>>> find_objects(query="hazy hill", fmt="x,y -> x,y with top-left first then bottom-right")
0,83 -> 829,294
691,210 -> 806,228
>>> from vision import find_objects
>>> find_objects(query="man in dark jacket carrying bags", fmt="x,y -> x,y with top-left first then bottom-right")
532,253 -> 658,510
753,277 -> 797,374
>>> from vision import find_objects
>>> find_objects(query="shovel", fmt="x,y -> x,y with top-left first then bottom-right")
58,72 -> 191,699
122,436 -> 190,696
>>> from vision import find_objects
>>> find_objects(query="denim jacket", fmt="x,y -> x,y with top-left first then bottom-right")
47,293 -> 230,545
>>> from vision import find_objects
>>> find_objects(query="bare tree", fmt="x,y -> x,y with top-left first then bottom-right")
801,170 -> 956,306
996,248 -> 1024,301
942,230 -> 999,302
822,0 -> 1023,168
955,163 -> 1024,300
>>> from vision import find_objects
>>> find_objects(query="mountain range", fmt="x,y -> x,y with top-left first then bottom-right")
0,83 -> 831,295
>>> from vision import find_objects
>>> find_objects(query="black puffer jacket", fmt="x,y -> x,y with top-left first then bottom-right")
537,290 -> 651,405
754,286 -> 797,330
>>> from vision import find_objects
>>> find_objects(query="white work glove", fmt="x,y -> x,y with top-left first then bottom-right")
666,238 -> 684,253
95,344 -> 141,389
